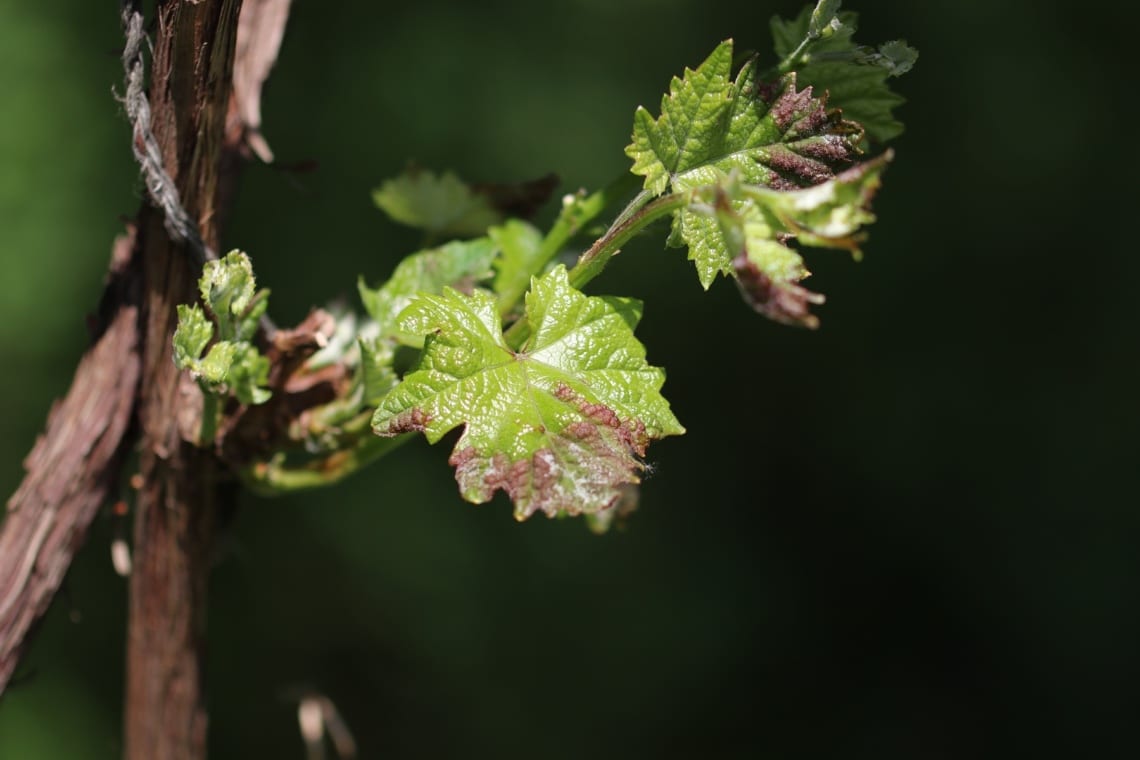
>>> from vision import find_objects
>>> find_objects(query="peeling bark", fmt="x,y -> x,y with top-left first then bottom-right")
0,231 -> 142,692
0,1 -> 294,758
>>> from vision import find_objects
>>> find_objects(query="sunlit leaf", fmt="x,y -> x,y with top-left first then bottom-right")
372,266 -> 684,520
358,237 -> 498,346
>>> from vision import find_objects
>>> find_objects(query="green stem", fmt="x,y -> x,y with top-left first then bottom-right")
253,178 -> 678,484
497,172 -> 642,318
776,33 -> 817,74
567,192 -> 687,290
241,432 -> 413,496
199,389 -> 219,447
503,190 -> 687,350
541,172 -> 643,267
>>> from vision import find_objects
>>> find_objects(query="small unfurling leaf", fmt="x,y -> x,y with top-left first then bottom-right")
225,344 -> 272,406
173,304 -> 213,370
198,250 -> 267,342
174,251 -> 272,405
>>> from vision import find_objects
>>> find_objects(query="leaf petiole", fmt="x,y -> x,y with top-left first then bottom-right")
502,189 -> 687,351
241,432 -> 414,496
567,192 -> 688,291
534,172 -> 642,270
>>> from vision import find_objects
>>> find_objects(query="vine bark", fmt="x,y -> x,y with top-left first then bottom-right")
0,1 -> 293,757
123,2 -> 243,754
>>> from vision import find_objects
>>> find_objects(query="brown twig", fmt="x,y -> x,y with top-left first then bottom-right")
0,231 -> 142,694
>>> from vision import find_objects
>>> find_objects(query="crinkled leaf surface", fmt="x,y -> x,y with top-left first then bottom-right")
174,251 -> 272,404
372,266 -> 684,520
173,304 -> 213,369
626,39 -> 863,288
746,151 -> 887,250
199,250 -> 267,342
224,344 -> 272,405
771,3 -> 916,142
721,152 -> 888,326
373,168 -> 502,238
359,336 -> 398,405
625,32 -> 903,326
359,237 -> 497,345
196,341 -> 240,385
627,40 -> 861,199
173,323 -> 270,404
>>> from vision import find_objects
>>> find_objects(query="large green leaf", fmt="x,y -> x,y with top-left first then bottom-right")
372,266 -> 684,520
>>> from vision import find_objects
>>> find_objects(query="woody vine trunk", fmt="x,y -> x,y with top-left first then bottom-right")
0,0 -> 291,757
123,2 -> 242,757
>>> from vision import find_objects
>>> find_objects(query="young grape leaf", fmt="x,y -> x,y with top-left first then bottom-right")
744,150 -> 887,252
627,39 -> 863,288
173,322 -> 271,405
219,344 -> 272,405
358,237 -> 498,345
198,250 -> 268,342
373,168 -> 502,238
627,40 -> 861,198
708,152 -> 888,327
173,304 -> 214,370
174,251 -> 272,404
372,265 -> 684,520
359,335 -> 398,405
489,219 -> 544,316
771,2 -> 917,142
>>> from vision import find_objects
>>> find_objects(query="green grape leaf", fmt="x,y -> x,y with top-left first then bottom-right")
358,237 -> 498,346
373,168 -> 502,238
627,40 -> 860,200
868,40 -> 919,78
771,2 -> 917,142
489,219 -> 545,315
225,344 -> 272,406
745,150 -> 887,251
173,304 -> 213,370
359,336 -> 398,405
173,304 -> 239,386
174,252 -> 272,405
698,152 -> 889,327
372,265 -> 684,520
198,250 -> 267,342
627,39 -> 864,288
196,341 -> 240,385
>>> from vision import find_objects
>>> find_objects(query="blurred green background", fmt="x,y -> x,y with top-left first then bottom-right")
1,0 -> 1136,757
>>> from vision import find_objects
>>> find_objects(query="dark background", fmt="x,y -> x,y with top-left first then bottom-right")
1,0 -> 1136,757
